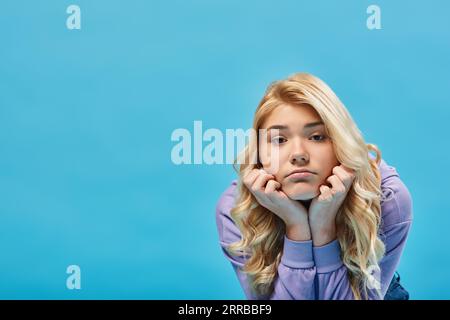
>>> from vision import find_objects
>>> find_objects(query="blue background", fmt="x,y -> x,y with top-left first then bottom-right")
0,0 -> 449,299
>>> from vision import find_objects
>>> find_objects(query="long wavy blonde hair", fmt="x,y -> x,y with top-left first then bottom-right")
227,73 -> 385,300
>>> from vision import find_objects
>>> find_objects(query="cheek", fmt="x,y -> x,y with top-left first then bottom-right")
258,143 -> 281,166
258,144 -> 268,166
314,174 -> 330,187
317,150 -> 339,174
262,150 -> 289,176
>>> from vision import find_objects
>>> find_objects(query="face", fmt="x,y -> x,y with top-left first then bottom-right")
258,104 -> 340,201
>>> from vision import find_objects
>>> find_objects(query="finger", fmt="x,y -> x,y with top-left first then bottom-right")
333,165 -> 355,188
243,168 -> 261,188
265,179 -> 281,195
252,170 -> 275,192
326,175 -> 346,194
340,164 -> 355,175
319,185 -> 333,201
252,179 -> 277,208
320,185 -> 331,194
332,165 -> 350,180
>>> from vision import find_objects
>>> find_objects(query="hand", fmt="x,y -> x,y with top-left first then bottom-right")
308,165 -> 356,246
243,168 -> 309,229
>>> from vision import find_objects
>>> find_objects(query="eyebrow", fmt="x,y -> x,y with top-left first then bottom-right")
266,121 -> 324,131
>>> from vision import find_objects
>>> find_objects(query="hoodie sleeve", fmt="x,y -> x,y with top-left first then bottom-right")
313,221 -> 412,299
215,181 -> 316,300
216,159 -> 413,300
313,161 -> 413,300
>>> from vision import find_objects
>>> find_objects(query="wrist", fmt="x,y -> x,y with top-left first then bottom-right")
311,224 -> 336,247
285,222 -> 311,241
284,210 -> 309,227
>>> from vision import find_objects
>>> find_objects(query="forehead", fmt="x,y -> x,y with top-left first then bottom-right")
261,104 -> 322,128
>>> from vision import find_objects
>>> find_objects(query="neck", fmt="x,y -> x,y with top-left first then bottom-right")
301,199 -> 313,210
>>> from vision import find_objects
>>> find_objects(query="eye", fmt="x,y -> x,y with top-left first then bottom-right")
271,136 -> 287,144
310,134 -> 326,142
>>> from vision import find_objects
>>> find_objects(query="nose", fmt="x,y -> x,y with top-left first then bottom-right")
289,137 -> 309,165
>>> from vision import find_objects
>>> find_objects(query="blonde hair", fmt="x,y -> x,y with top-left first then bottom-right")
227,73 -> 385,299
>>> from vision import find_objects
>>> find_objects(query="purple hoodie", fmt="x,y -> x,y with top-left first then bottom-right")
215,158 -> 413,299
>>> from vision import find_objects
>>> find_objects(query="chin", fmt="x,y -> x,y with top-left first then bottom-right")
284,185 -> 319,201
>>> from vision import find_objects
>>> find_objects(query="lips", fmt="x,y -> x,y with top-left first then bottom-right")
288,171 -> 313,178
285,168 -> 315,178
